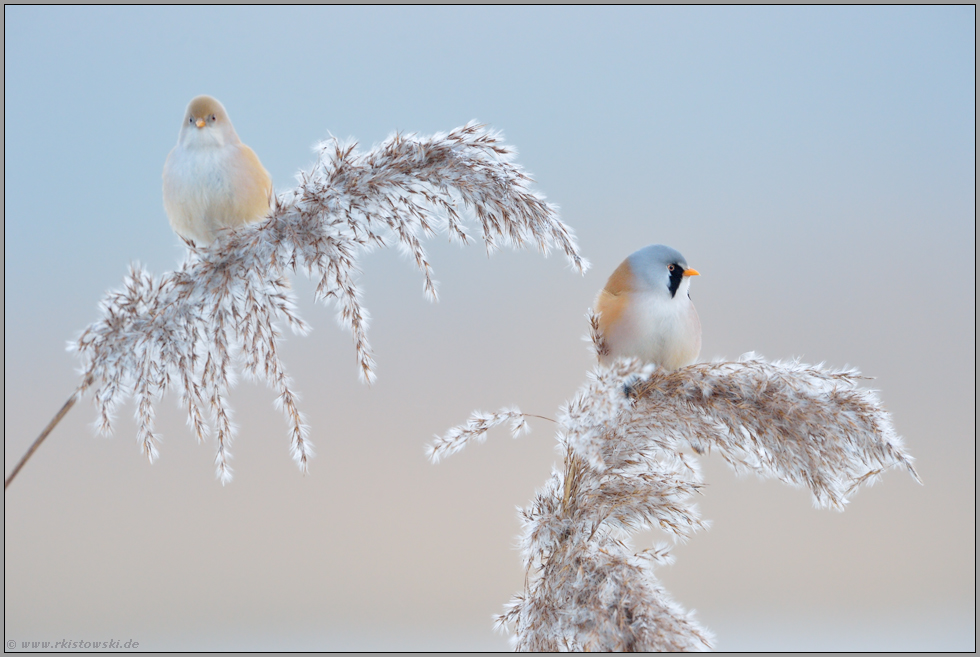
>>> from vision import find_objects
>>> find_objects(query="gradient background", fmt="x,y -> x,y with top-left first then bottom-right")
4,6 -> 974,651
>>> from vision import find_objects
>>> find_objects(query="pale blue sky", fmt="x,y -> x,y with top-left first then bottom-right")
5,6 -> 975,650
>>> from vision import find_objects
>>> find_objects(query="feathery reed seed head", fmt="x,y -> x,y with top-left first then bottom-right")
71,123 -> 586,482
433,318 -> 918,650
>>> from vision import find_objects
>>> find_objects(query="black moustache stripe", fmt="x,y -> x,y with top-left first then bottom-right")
668,264 -> 685,298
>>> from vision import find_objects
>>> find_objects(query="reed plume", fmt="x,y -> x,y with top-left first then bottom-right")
5,123 -> 586,487
431,310 -> 918,651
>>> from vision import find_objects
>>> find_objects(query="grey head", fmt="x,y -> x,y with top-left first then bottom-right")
627,244 -> 694,298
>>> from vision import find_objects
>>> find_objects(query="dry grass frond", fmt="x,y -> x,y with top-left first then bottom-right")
629,354 -> 919,510
436,322 -> 918,651
427,406 -> 531,464
63,123 -> 586,484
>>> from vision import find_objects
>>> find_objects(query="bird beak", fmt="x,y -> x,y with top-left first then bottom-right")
683,268 -> 700,277
195,118 -> 206,128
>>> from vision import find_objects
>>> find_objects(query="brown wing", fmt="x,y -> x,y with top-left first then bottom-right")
594,259 -> 634,340
235,144 -> 273,224
602,258 -> 635,296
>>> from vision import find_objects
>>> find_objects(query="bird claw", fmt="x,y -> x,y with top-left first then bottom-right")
622,377 -> 641,401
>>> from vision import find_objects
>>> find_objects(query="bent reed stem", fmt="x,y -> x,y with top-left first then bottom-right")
5,377 -> 91,490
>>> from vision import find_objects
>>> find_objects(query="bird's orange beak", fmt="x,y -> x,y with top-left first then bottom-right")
683,268 -> 700,277
195,118 -> 206,128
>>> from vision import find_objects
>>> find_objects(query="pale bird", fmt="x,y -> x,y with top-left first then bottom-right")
594,244 -> 701,370
163,95 -> 272,245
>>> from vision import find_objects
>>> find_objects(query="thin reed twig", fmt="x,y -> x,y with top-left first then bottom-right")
5,375 -> 94,489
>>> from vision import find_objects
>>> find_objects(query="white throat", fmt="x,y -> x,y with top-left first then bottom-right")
608,281 -> 701,370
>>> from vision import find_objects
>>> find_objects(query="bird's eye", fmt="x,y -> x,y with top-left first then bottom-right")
667,264 -> 676,272
188,117 -> 194,124
210,114 -> 216,122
